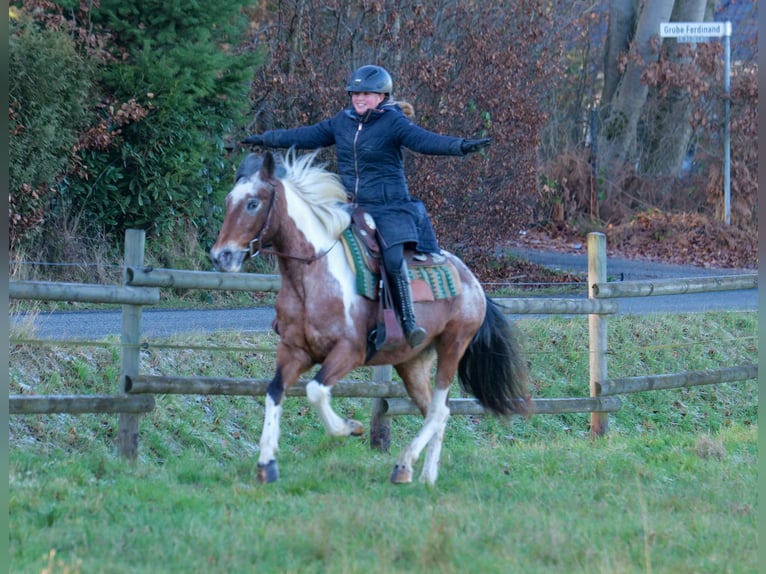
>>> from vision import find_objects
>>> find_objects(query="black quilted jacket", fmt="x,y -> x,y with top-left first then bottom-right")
260,99 -> 467,249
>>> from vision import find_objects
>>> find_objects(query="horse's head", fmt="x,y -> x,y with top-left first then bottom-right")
210,152 -> 280,272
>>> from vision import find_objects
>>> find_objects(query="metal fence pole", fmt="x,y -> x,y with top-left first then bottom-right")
117,229 -> 145,458
588,232 -> 609,436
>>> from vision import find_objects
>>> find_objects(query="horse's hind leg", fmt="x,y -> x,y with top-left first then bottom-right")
390,386 -> 450,485
396,351 -> 436,415
421,410 -> 449,485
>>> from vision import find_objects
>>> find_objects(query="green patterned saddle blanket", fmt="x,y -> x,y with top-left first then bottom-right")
340,227 -> 461,302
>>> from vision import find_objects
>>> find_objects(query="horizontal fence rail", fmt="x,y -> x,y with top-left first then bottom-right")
126,375 -> 411,398
125,375 -> 621,415
596,364 -> 757,396
592,274 -> 756,298
10,280 -> 160,305
381,396 -> 623,416
10,395 -> 156,415
494,297 -> 618,315
127,268 -> 616,315
125,267 -> 282,292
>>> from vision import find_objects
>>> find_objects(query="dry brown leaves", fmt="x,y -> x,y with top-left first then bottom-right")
509,211 -> 757,273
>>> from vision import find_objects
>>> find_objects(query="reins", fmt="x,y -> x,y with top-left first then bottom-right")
256,242 -> 340,264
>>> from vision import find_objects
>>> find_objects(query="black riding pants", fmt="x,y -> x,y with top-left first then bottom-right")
382,243 -> 405,275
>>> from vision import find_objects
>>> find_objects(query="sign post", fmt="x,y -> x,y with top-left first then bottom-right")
660,21 -> 732,224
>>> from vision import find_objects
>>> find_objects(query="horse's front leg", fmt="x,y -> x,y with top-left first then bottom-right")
257,368 -> 285,483
257,354 -> 310,483
305,344 -> 364,438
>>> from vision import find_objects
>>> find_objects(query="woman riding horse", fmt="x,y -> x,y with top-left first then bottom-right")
210,150 -> 530,485
242,64 -> 491,348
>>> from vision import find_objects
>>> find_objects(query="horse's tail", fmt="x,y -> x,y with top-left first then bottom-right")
457,296 -> 532,416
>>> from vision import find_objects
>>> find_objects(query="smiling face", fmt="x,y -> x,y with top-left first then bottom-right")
350,91 -> 385,115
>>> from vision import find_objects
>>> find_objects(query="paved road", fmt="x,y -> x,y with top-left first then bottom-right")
14,306 -> 278,341
504,247 -> 758,318
506,247 -> 756,281
12,250 -> 757,340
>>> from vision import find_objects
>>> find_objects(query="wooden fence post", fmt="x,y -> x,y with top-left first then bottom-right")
369,365 -> 392,451
117,229 -> 145,458
588,232 -> 609,436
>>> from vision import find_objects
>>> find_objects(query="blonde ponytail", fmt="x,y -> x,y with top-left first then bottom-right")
393,100 -> 415,119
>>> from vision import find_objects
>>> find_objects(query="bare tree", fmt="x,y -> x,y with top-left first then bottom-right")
597,0 -> 675,172
640,0 -> 712,179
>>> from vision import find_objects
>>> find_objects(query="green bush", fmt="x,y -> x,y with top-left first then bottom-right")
10,1 -> 259,260
9,15 -> 94,246
58,0 -> 258,249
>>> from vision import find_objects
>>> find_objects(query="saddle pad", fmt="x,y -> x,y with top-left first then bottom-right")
409,264 -> 462,301
342,228 -> 379,299
341,229 -> 461,301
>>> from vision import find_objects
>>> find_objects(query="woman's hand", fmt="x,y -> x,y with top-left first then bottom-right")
461,138 -> 491,154
241,134 -> 265,146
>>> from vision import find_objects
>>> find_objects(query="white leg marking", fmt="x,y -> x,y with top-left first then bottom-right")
397,388 -> 451,484
258,395 -> 282,466
306,380 -> 353,436
421,417 -> 448,485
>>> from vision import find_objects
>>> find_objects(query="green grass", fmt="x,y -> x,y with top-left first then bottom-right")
9,312 -> 758,573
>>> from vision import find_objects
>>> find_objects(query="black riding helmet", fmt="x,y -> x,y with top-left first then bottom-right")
346,65 -> 393,96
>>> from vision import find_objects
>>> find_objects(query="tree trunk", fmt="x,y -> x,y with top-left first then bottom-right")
597,0 -> 676,172
641,0 -> 711,179
601,0 -> 635,105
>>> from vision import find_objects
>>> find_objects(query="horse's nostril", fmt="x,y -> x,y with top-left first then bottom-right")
211,249 -> 232,269
210,249 -> 227,269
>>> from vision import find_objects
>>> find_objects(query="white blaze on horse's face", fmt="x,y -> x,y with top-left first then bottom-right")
228,176 -> 260,208
210,176 -> 267,273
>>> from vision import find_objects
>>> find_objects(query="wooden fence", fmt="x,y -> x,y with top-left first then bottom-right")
10,230 -> 757,455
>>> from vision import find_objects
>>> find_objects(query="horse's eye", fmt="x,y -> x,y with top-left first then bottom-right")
246,199 -> 260,212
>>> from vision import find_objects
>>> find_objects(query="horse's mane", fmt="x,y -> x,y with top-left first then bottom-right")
280,149 -> 351,238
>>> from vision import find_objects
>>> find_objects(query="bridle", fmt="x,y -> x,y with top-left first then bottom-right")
246,177 -> 339,264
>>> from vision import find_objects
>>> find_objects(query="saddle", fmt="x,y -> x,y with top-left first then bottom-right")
343,207 -> 461,301
341,207 -> 462,356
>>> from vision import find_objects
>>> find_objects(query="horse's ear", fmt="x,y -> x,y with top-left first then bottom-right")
261,151 -> 275,180
235,153 -> 263,182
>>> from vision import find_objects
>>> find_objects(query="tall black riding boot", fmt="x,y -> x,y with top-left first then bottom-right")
390,261 -> 427,348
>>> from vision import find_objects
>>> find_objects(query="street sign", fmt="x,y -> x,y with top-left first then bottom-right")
659,21 -> 731,39
659,21 -> 734,225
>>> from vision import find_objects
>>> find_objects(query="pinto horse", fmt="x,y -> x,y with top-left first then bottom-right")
210,150 -> 530,485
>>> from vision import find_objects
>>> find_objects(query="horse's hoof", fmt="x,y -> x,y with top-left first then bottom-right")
257,460 -> 279,483
346,418 -> 365,437
390,464 -> 413,484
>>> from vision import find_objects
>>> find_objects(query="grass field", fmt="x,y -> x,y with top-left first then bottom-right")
9,311 -> 758,573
